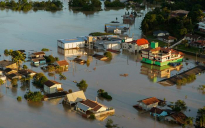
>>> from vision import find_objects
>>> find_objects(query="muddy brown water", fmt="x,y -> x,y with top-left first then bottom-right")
0,2 -> 205,128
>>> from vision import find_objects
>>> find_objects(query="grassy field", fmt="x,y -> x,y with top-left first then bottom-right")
174,44 -> 202,53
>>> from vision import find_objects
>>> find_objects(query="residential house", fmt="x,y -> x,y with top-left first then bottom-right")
170,10 -> 189,18
158,36 -> 177,43
57,37 -> 86,50
0,60 -> 17,70
190,40 -> 205,49
18,69 -> 37,77
122,38 -> 149,53
198,21 -> 205,32
141,42 -> 184,66
44,80 -> 62,94
76,99 -> 108,115
185,34 -> 201,43
29,52 -> 45,58
105,23 -> 128,33
31,58 -> 46,66
54,60 -> 69,70
63,90 -> 86,105
150,107 -> 168,117
103,39 -> 121,50
165,112 -> 188,125
137,97 -> 160,110
153,30 -> 169,37
4,68 -> 17,75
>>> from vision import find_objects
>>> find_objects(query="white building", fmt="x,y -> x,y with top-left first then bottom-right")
64,90 -> 86,105
57,37 -> 86,50
44,80 -> 62,94
137,97 -> 160,111
103,41 -> 121,50
198,21 -> 205,32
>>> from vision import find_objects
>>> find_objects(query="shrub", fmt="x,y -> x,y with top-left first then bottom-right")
17,96 -> 22,101
104,52 -> 112,59
11,79 -> 18,86
97,89 -> 112,100
68,89 -> 72,93
22,65 -> 28,70
41,48 -> 49,52
89,114 -> 96,119
24,91 -> 44,102
77,79 -> 88,90
45,55 -> 56,63
33,73 -> 48,88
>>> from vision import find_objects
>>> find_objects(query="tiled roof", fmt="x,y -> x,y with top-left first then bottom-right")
44,80 -> 61,87
56,60 -> 69,66
133,38 -> 149,46
170,112 -> 187,124
138,97 -> 159,105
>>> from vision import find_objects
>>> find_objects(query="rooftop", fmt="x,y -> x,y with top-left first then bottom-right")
150,107 -> 164,114
133,38 -> 149,46
80,99 -> 107,112
44,80 -> 61,87
33,52 -> 45,55
66,90 -> 86,104
58,38 -> 85,44
170,112 -> 187,124
56,60 -> 69,66
0,60 -> 16,67
138,97 -> 160,105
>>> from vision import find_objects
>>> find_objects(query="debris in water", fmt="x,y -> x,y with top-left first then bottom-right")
120,74 -> 128,77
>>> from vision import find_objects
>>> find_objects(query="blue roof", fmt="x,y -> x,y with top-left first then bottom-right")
58,38 -> 85,44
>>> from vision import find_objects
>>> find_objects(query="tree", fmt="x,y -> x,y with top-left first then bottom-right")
11,79 -> 18,86
24,91 -> 43,102
77,79 -> 88,91
17,96 -> 22,101
33,73 -> 48,88
104,52 -> 112,59
45,55 -> 56,63
105,119 -> 119,128
4,49 -> 9,56
9,50 -> 25,66
0,79 -> 4,85
172,100 -> 187,111
23,65 -> 28,69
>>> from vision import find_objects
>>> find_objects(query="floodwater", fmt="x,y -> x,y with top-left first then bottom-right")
0,1 -> 205,128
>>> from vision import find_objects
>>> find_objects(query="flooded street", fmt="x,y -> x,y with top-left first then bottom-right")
0,1 -> 205,128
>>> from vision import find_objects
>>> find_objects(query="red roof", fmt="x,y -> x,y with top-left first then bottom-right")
56,60 -> 69,66
138,97 -> 159,105
80,99 -> 103,112
133,39 -> 149,46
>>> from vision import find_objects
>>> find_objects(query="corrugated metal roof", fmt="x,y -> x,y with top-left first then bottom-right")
66,91 -> 86,104
58,38 -> 85,44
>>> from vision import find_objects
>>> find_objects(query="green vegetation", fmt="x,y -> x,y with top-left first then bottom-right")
22,65 -> 28,70
141,1 -> 205,38
68,89 -> 72,93
77,79 -> 88,91
169,100 -> 187,112
176,74 -> 196,86
104,0 -> 125,7
59,73 -> 66,80
24,91 -> 44,102
0,0 -> 63,11
47,65 -> 56,72
33,73 -> 48,88
105,119 -> 119,128
89,32 -> 114,36
0,79 -> 4,85
198,85 -> 205,92
68,0 -> 101,11
20,76 -> 31,86
196,106 -> 205,128
41,48 -> 49,52
104,52 -> 112,60
97,89 -> 112,100
89,114 -> 96,119
45,55 -> 58,63
17,96 -> 22,101
4,49 -> 25,66
86,58 -> 90,67
175,44 -> 203,54
4,49 -> 9,56
11,79 -> 18,87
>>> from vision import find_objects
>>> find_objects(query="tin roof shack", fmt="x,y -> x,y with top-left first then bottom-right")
141,42 -> 184,66
57,38 -> 86,50
158,36 -> 177,43
93,54 -> 108,61
44,80 -> 63,94
31,57 -> 46,66
0,60 -> 17,70
63,90 -> 86,105
76,99 -> 114,118
123,38 -> 149,53
137,97 -> 160,111
165,112 -> 188,125
29,52 -> 45,59
150,107 -> 168,117
18,69 -> 37,77
54,60 -> 69,71
105,23 -> 129,33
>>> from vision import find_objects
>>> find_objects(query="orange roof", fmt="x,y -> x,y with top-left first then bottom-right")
134,38 -> 149,46
56,60 -> 69,66
138,97 -> 159,105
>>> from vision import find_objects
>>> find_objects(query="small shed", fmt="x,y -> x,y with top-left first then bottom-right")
55,60 -> 69,70
44,80 -> 62,94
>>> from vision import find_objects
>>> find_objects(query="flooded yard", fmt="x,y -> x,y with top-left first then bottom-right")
0,2 -> 205,128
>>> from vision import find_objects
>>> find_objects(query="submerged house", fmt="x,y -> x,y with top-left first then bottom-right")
137,97 -> 160,111
122,38 -> 149,53
165,112 -> 188,125
18,69 -> 36,77
54,60 -> 69,70
29,52 -> 45,58
76,99 -> 109,116
103,38 -> 122,50
31,58 -> 46,65
44,80 -> 63,94
0,60 -> 17,70
150,107 -> 168,117
4,68 -> 17,75
63,90 -> 86,105
141,42 -> 184,66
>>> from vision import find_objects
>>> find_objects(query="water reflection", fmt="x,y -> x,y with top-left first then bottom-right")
27,101 -> 43,108
140,63 -> 182,82
68,8 -> 100,16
